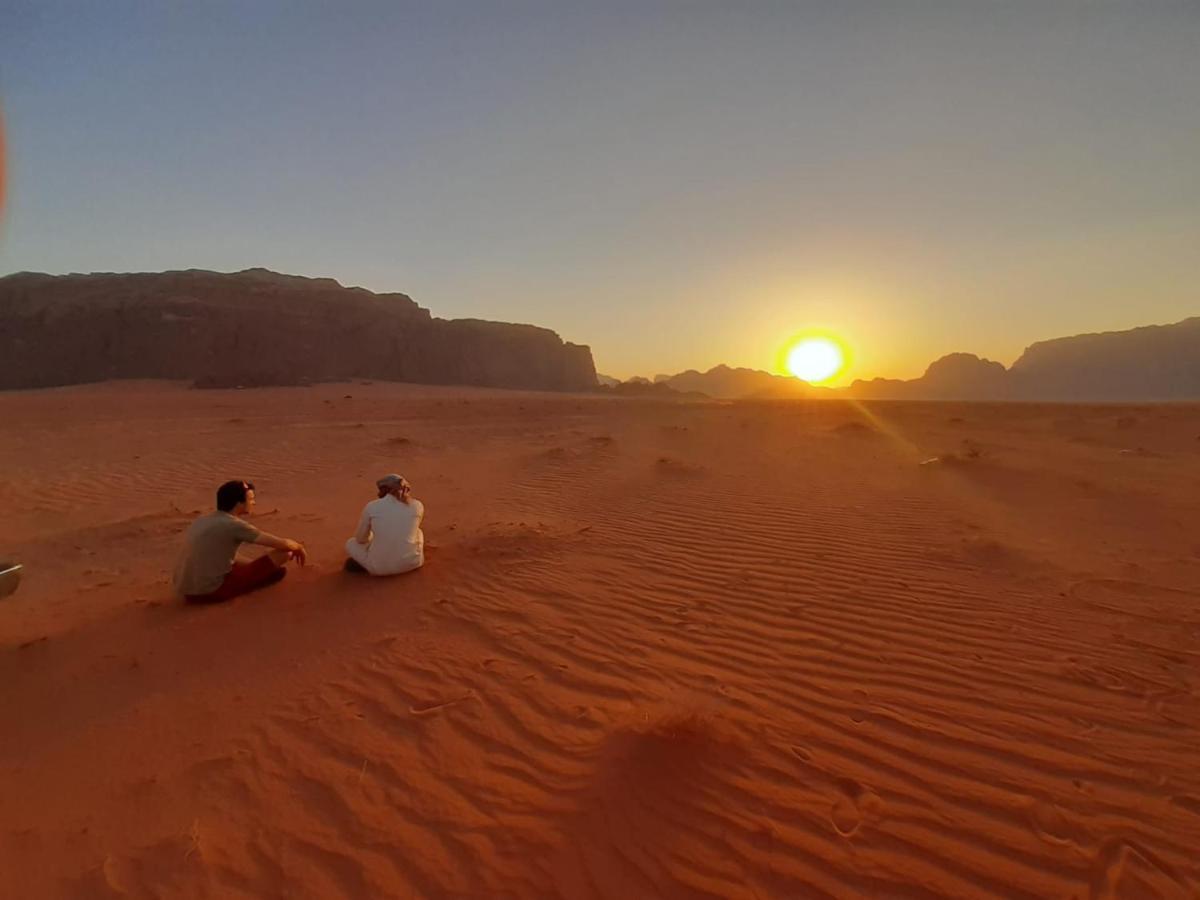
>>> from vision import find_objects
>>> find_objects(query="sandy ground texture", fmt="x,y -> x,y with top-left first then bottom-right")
1,381 -> 1198,899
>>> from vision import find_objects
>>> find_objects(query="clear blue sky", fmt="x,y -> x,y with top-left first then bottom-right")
1,1 -> 1197,382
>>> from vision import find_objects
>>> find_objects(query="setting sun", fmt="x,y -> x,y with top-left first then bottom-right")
785,337 -> 845,383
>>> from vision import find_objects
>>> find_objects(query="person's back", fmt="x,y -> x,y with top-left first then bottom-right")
346,486 -> 424,575
174,510 -> 261,598
173,480 -> 307,603
368,493 -> 423,565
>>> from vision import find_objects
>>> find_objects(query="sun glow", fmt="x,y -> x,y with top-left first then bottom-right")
785,337 -> 845,384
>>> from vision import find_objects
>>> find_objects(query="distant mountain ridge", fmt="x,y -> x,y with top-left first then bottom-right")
652,365 -> 832,400
4,269 -> 1194,401
1008,318 -> 1200,401
635,317 -> 1200,401
0,268 -> 597,391
848,352 -> 1009,400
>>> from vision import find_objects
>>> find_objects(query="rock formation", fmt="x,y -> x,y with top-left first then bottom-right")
1008,318 -> 1200,401
850,353 -> 1009,400
0,269 -> 597,392
655,364 -> 829,400
643,318 -> 1200,402
848,319 -> 1200,401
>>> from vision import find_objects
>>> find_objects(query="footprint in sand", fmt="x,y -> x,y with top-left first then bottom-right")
849,689 -> 869,724
789,745 -> 813,762
409,692 -> 476,716
1026,800 -> 1076,846
830,777 -> 881,837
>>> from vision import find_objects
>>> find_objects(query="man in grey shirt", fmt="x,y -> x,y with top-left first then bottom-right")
174,480 -> 307,603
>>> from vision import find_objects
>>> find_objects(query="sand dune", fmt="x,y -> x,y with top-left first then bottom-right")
1,382 -> 1198,898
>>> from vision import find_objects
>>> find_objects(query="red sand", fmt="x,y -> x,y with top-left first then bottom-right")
1,382 -> 1198,898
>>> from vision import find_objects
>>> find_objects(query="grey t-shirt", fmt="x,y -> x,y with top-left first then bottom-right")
173,511 -> 261,597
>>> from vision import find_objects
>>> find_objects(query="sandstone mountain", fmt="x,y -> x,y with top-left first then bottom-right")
1007,317 -> 1200,401
0,269 -> 597,392
640,317 -> 1200,402
848,318 -> 1200,401
848,352 -> 1010,400
653,365 -> 832,400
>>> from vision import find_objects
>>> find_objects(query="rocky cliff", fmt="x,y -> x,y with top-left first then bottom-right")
848,318 -> 1200,401
0,269 -> 597,392
1008,318 -> 1200,401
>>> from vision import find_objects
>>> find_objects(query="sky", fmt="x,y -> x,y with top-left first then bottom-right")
1,1 -> 1197,383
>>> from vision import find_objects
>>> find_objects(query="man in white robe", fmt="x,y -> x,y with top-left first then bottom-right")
344,474 -> 425,575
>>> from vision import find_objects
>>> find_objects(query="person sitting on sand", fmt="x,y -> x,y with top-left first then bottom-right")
344,473 -> 425,575
173,480 -> 307,603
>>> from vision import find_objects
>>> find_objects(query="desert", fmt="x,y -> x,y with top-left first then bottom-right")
5,4 -> 1200,896
2,380 -> 1198,898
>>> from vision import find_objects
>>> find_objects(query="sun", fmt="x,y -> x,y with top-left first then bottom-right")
785,337 -> 845,383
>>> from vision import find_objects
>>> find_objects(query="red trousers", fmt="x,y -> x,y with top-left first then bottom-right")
184,555 -> 285,604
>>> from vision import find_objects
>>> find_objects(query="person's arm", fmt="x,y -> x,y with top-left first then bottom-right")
253,530 -> 307,564
353,505 -> 372,544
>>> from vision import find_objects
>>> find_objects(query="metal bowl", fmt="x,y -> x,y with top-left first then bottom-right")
0,562 -> 22,600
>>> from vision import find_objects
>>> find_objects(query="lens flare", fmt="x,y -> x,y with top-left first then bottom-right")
785,337 -> 845,383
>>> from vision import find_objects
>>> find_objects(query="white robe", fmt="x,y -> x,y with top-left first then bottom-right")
345,495 -> 425,575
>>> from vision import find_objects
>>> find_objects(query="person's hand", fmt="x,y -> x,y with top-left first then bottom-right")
285,539 -> 307,565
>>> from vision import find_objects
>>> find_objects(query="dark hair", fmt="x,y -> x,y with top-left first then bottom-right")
216,480 -> 254,512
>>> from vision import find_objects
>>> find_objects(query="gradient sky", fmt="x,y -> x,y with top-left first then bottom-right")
1,1 -> 1197,383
